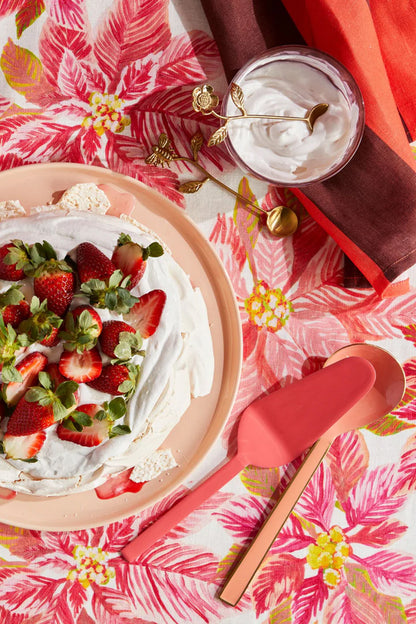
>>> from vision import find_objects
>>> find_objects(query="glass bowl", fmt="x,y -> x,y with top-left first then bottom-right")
221,45 -> 365,187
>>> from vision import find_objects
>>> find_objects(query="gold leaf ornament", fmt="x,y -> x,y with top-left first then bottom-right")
190,132 -> 204,160
178,180 -> 207,194
208,124 -> 228,147
230,82 -> 246,114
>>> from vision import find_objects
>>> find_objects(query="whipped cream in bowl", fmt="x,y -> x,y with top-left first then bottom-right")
222,45 -> 365,186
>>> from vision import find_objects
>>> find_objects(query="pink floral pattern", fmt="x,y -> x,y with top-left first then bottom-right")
1,1 -> 416,623
0,0 -> 229,205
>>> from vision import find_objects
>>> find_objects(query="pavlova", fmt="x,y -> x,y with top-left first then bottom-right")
0,184 -> 214,497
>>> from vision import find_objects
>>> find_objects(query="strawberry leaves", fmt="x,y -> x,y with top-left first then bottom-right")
112,330 -> 143,362
80,269 -> 139,314
60,307 -> 102,353
60,397 -> 131,438
25,372 -> 78,422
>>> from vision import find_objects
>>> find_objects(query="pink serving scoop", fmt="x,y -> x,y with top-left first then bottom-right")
219,344 -> 405,606
121,357 -> 375,562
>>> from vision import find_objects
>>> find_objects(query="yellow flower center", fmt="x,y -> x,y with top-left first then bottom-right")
82,92 -> 130,136
67,545 -> 115,588
306,526 -> 351,587
245,280 -> 293,332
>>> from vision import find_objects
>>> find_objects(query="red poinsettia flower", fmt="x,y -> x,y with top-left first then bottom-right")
0,0 -> 229,203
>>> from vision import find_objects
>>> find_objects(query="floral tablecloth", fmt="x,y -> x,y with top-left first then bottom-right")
1,1 -> 416,623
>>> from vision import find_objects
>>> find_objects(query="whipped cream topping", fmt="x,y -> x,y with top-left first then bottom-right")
225,58 -> 360,184
0,197 -> 214,496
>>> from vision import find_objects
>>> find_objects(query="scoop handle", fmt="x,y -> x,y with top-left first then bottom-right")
219,438 -> 331,606
122,453 -> 244,562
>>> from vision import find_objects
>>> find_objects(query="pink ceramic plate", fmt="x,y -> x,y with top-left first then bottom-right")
0,163 -> 242,531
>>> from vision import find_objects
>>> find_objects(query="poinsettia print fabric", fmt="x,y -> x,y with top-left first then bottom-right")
1,1 -> 416,623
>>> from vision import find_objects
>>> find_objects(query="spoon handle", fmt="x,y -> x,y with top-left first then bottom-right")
219,438 -> 332,606
122,453 -> 244,562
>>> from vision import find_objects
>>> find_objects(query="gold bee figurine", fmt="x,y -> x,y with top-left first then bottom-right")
145,133 -> 176,167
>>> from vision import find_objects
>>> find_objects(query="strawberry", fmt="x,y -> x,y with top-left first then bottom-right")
95,467 -> 145,499
34,262 -> 74,316
76,242 -> 116,283
2,299 -> 30,328
0,240 -> 31,281
57,397 -> 130,447
44,362 -> 80,404
124,289 -> 166,339
57,403 -> 109,447
15,240 -> 75,317
18,296 -> 63,346
59,305 -> 103,353
111,233 -> 164,289
0,286 -> 30,328
7,397 -> 55,435
59,347 -> 102,383
80,269 -> 138,315
0,399 -> 7,422
2,430 -> 46,460
87,362 -> 139,397
2,351 -> 48,406
6,372 -> 79,435
40,327 -> 60,347
99,320 -> 143,360
71,305 -> 103,336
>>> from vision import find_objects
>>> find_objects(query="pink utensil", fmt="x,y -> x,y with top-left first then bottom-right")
122,356 -> 376,563
219,343 -> 405,606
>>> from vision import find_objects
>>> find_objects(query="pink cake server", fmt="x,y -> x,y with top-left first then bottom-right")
122,356 -> 375,563
219,343 -> 405,606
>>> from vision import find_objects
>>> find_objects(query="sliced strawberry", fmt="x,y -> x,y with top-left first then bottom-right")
3,430 -> 46,459
76,242 -> 116,283
2,351 -> 48,406
34,262 -> 75,317
99,320 -> 142,359
87,362 -> 138,397
111,233 -> 163,289
124,289 -> 166,339
57,404 -> 109,447
95,467 -> 145,499
0,241 -> 29,281
59,347 -> 102,383
0,487 -> 16,500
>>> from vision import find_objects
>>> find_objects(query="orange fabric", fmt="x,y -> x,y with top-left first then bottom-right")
282,0 -> 416,170
369,0 -> 416,140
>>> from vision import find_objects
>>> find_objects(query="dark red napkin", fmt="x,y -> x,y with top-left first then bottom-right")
201,0 -> 416,297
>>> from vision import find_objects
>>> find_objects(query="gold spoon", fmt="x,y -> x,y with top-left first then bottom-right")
145,132 -> 299,238
192,84 -> 329,146
211,102 -> 329,133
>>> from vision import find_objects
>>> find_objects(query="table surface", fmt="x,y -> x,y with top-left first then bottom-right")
1,2 -> 416,623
